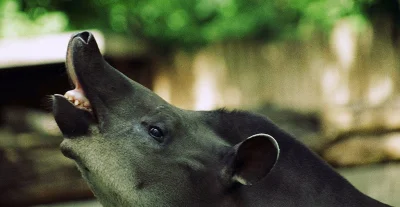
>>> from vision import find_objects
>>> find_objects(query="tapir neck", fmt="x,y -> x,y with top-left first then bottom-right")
235,140 -> 389,207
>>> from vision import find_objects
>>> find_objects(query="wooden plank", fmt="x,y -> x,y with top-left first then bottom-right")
0,147 -> 94,206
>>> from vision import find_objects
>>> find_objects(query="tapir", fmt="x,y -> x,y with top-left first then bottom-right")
52,31 -> 390,207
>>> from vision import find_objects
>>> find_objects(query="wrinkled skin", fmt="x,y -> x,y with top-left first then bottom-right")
52,32 -> 390,207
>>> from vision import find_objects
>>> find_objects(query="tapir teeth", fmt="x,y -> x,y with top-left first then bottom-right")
83,102 -> 90,107
64,92 -> 92,112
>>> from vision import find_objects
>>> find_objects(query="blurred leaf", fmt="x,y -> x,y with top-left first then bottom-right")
1,0 -> 386,50
0,0 -> 68,37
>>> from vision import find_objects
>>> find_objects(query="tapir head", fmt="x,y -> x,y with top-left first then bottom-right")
52,32 -> 280,206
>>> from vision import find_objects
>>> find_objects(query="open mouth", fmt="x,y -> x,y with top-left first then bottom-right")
52,31 -> 102,138
54,31 -> 144,138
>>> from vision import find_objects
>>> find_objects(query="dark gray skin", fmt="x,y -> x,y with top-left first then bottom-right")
52,32 -> 390,207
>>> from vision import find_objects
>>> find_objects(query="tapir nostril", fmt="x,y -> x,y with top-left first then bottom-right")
76,31 -> 91,44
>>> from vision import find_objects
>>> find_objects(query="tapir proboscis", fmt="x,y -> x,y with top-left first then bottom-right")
52,31 -> 391,207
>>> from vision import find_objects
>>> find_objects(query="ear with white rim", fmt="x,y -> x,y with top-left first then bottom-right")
221,133 -> 280,186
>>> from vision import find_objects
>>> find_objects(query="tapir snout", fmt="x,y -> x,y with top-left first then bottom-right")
52,32 -> 390,207
55,31 -> 168,134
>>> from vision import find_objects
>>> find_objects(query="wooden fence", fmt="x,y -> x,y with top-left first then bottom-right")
154,18 -> 400,115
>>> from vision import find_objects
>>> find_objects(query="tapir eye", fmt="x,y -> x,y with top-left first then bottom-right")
149,126 -> 164,142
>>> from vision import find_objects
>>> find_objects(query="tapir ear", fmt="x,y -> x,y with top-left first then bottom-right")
221,133 -> 280,186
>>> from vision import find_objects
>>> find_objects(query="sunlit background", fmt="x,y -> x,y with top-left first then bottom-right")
1,0 -> 400,206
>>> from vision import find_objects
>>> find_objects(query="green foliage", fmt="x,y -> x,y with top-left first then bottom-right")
0,0 -> 68,37
1,0 -> 377,49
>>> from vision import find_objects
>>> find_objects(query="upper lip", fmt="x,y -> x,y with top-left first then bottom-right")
66,32 -> 92,88
65,32 -> 98,121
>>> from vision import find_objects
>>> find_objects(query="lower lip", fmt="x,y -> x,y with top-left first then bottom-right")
60,140 -> 77,159
61,147 -> 77,160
